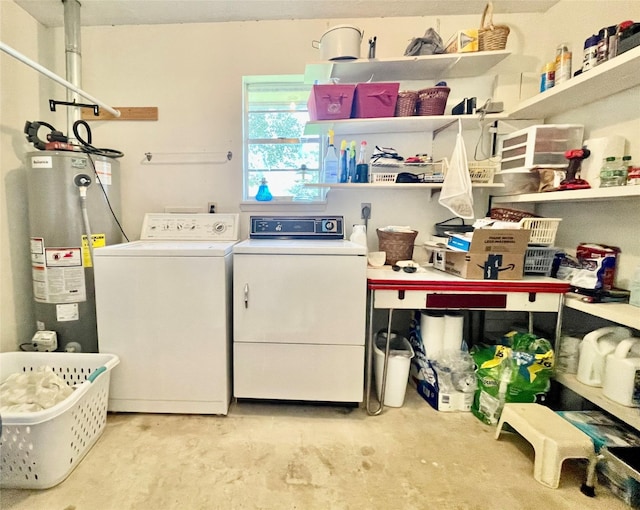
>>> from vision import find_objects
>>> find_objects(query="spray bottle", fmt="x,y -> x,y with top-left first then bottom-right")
339,140 -> 348,183
348,140 -> 357,183
323,129 -> 339,183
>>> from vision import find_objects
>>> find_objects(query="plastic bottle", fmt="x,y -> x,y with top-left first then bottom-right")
355,140 -> 369,183
255,178 -> 273,201
339,140 -> 348,183
582,34 -> 599,72
554,44 -> 572,85
625,156 -> 640,185
323,129 -> 339,183
630,265 -> 640,308
599,156 -> 627,187
540,61 -> 555,92
596,26 -> 616,65
349,224 -> 367,250
348,140 -> 357,183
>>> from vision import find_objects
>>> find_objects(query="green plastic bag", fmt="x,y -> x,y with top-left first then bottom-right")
470,332 -> 554,425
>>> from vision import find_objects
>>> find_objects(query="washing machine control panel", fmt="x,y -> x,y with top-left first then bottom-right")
140,213 -> 239,241
250,216 -> 344,239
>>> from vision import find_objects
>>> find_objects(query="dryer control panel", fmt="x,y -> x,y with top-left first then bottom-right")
249,216 -> 344,240
141,213 -> 239,241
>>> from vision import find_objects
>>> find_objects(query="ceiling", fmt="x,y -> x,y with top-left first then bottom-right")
15,0 -> 560,28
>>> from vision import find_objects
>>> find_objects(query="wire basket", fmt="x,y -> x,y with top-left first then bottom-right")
0,352 -> 119,489
376,229 -> 418,266
524,247 -> 558,275
371,172 -> 398,183
490,207 -> 539,222
478,2 -> 510,51
468,160 -> 499,183
395,90 -> 419,117
519,217 -> 562,246
416,87 -> 450,116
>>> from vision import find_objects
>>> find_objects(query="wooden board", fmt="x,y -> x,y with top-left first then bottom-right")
81,106 -> 158,121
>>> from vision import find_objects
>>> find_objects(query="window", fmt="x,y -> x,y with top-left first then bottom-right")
243,76 -> 323,202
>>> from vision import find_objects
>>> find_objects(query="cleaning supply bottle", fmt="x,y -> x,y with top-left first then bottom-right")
348,140 -> 357,183
255,178 -> 273,201
356,140 -> 369,183
339,140 -> 348,183
630,264 -> 640,308
323,129 -> 339,183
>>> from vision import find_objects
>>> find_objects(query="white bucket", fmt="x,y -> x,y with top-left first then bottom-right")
374,331 -> 414,407
312,25 -> 363,61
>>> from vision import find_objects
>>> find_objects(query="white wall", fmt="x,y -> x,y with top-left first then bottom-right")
1,1 -> 639,351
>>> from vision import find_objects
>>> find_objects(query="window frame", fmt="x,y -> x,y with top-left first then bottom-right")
242,75 -> 325,204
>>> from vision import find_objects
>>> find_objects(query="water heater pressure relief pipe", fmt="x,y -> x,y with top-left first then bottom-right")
74,173 -> 95,265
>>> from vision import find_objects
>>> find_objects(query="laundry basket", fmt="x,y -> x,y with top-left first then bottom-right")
0,352 -> 119,489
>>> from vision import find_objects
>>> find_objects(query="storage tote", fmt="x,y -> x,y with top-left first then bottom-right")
307,84 -> 356,121
352,82 -> 400,118
0,352 -> 119,489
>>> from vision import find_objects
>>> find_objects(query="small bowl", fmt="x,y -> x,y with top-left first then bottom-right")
368,251 -> 386,267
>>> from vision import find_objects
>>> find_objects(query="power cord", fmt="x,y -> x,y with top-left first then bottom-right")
73,120 -> 124,159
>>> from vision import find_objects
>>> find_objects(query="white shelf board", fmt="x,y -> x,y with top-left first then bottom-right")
304,51 -> 511,84
305,182 -> 504,189
555,373 -> 640,431
564,294 -> 640,330
492,185 -> 640,204
508,46 -> 640,119
305,114 -> 507,136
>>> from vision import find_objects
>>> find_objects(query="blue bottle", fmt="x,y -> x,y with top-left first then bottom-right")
255,178 -> 273,201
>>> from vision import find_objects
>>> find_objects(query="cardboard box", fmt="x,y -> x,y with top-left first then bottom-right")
430,229 -> 530,280
445,29 -> 479,53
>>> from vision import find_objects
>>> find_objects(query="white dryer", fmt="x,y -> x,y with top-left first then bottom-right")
233,216 -> 367,403
93,213 -> 239,414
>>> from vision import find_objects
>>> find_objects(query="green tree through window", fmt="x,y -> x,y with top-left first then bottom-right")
243,76 -> 322,201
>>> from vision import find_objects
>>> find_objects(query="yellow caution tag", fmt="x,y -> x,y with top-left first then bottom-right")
81,234 -> 106,267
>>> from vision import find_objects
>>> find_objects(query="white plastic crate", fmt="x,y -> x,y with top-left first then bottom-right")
468,160 -> 499,183
370,172 -> 398,183
524,247 -> 558,275
519,217 -> 562,246
0,352 -> 119,489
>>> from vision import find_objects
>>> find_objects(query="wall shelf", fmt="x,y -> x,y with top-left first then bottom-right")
305,182 -> 503,189
564,294 -> 640,331
508,46 -> 640,119
304,50 -> 511,84
555,373 -> 640,431
304,113 -> 506,136
492,185 -> 640,204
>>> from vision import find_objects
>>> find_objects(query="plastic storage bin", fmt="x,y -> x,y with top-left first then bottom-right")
0,352 -> 119,489
499,124 -> 584,172
374,331 -> 415,407
307,84 -> 356,121
352,82 -> 400,118
524,247 -> 558,274
519,217 -> 562,246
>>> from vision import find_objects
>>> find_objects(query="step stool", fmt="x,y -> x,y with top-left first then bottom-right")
495,403 -> 596,489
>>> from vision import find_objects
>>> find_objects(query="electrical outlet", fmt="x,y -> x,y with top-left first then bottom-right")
207,202 -> 217,214
361,203 -> 371,220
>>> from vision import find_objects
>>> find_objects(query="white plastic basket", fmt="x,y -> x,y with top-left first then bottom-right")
370,172 -> 398,183
519,217 -> 562,246
468,160 -> 499,183
0,352 -> 119,489
524,247 -> 558,275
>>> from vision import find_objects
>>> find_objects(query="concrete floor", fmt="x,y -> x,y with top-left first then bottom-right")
1,389 -> 630,510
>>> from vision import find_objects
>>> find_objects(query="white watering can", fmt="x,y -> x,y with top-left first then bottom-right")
576,326 -> 632,387
603,338 -> 640,407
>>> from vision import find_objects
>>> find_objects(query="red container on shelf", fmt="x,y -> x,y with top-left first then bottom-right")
307,84 -> 356,121
352,82 -> 400,118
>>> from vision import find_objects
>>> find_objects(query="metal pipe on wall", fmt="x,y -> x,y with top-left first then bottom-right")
63,0 -> 82,139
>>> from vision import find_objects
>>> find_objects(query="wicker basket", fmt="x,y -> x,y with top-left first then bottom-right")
376,229 -> 418,266
489,207 -> 539,222
417,87 -> 450,116
478,2 -> 510,51
394,91 -> 419,117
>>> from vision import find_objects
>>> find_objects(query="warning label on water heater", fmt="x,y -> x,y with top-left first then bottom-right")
31,241 -> 86,303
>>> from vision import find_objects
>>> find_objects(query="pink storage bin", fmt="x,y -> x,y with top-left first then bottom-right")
307,84 -> 356,121
352,82 -> 400,118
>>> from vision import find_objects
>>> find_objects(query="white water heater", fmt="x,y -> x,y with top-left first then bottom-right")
26,151 -> 122,352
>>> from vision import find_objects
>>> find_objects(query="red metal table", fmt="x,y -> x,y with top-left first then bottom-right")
365,266 -> 570,415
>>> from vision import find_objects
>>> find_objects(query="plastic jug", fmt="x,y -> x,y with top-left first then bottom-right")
602,338 -> 640,407
576,326 -> 631,387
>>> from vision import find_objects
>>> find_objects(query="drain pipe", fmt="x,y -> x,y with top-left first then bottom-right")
63,0 -> 82,141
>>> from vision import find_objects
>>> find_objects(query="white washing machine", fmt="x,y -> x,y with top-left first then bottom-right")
93,213 -> 239,414
233,216 -> 367,403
